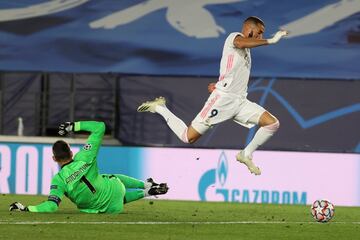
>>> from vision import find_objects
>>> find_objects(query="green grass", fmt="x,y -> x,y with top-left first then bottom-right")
1,194 -> 359,240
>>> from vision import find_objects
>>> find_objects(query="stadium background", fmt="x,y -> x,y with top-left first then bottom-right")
0,0 -> 359,209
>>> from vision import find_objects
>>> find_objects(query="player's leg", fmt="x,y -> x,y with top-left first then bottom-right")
102,174 -> 145,205
113,174 -> 145,189
137,92 -> 232,143
106,179 -> 125,213
186,126 -> 202,143
243,111 -> 279,158
124,182 -> 169,203
123,185 -> 169,203
124,190 -> 145,204
105,174 -> 169,203
137,96 -> 202,143
137,97 -> 192,143
233,100 -> 279,175
112,174 -> 169,195
111,179 -> 148,207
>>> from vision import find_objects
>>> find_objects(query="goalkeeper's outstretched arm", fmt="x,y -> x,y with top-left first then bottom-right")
58,121 -> 105,164
10,197 -> 60,213
28,198 -> 60,212
9,172 -> 66,213
70,121 -> 105,164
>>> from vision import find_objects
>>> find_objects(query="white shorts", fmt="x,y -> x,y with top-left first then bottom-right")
191,90 -> 266,135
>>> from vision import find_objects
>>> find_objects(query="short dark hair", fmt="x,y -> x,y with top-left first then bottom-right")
53,140 -> 71,161
244,16 -> 265,27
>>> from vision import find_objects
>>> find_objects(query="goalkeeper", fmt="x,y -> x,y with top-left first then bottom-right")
9,121 -> 168,213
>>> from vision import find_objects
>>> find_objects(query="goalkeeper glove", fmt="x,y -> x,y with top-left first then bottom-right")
9,202 -> 29,212
58,122 -> 74,136
267,30 -> 288,44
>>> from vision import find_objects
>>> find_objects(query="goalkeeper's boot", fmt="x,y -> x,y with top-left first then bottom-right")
146,178 -> 169,195
236,151 -> 261,175
137,97 -> 166,113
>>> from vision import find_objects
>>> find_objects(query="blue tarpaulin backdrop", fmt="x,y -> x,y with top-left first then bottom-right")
0,0 -> 359,79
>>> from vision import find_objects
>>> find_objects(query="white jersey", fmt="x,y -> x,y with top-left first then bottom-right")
215,32 -> 251,98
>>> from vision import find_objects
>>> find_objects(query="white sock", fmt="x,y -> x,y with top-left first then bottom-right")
155,105 -> 189,143
144,181 -> 152,189
143,181 -> 152,197
244,121 -> 280,157
144,189 -> 150,197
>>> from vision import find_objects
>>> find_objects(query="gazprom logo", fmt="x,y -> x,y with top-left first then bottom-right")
198,151 -> 307,205
217,151 -> 228,187
198,151 -> 230,201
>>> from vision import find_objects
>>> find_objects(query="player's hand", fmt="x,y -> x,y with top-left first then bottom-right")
9,202 -> 29,212
58,122 -> 74,136
208,82 -> 216,93
267,30 -> 288,44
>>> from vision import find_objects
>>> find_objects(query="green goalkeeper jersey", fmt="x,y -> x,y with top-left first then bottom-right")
28,121 -> 125,213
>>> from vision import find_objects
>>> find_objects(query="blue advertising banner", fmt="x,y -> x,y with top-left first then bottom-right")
1,143 -> 359,206
0,0 -> 359,79
0,143 -> 144,195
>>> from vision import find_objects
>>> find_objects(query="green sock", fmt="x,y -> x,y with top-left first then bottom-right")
115,174 -> 145,189
124,190 -> 145,204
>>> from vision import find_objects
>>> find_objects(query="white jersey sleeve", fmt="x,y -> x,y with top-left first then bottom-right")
226,32 -> 239,48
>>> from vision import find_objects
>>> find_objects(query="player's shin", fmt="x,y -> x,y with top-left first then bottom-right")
155,105 -> 189,143
244,120 -> 280,157
124,190 -> 145,204
115,174 -> 145,189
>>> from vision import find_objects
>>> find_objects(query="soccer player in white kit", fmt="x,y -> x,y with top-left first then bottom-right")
137,16 -> 288,175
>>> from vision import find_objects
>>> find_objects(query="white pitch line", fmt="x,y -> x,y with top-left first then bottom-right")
0,221 -> 359,225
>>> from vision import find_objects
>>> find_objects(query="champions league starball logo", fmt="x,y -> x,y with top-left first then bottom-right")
198,151 -> 231,201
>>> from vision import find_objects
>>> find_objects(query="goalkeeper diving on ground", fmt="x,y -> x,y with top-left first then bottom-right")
9,121 -> 169,213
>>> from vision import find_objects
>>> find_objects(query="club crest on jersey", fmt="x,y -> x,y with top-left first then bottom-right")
83,143 -> 92,151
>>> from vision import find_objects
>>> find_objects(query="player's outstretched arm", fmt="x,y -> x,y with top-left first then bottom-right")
10,177 -> 65,213
68,121 -> 105,163
234,30 -> 288,49
9,199 -> 59,213
233,35 -> 268,49
27,200 -> 59,213
267,30 -> 289,44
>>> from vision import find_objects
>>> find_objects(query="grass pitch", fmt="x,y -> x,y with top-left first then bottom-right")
1,194 -> 359,240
